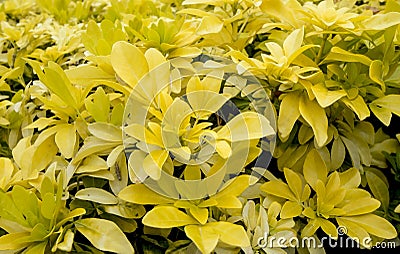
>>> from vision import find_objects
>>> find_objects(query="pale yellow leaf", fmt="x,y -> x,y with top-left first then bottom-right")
75,218 -> 134,253
111,41 -> 148,88
142,206 -> 197,228
55,124 -> 76,159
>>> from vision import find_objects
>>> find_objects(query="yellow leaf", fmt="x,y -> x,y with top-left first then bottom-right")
336,217 -> 371,248
87,122 -> 122,143
65,65 -> 114,85
278,92 -> 300,141
338,167 -> 361,189
0,158 -> 16,190
311,83 -> 347,108
217,112 -> 274,142
301,219 -> 321,237
281,201 -> 303,219
144,48 -> 166,71
23,136 -> 58,179
322,47 -> 372,66
369,60 -> 385,91
369,103 -> 392,126
142,206 -> 197,228
260,0 -> 303,27
331,137 -> 346,170
209,221 -> 250,247
303,149 -> 327,190
76,155 -> 108,174
299,94 -> 328,147
190,206 -> 209,225
260,180 -> 296,200
215,140 -> 231,159
26,59 -> 78,109
0,232 -> 30,250
185,224 -> 219,254
75,218 -> 134,253
55,124 -> 76,159
197,15 -> 224,35
56,229 -> 74,252
361,12 -> 400,30
214,195 -> 242,209
284,168 -> 303,200
212,175 -> 251,199
143,150 -> 169,180
283,28 -> 304,57
342,95 -> 370,121
341,197 -> 381,216
111,41 -> 148,88
319,218 -> 338,239
370,95 -> 400,125
119,184 -> 174,205
124,124 -> 163,147
337,214 -> 397,239
75,188 -> 118,205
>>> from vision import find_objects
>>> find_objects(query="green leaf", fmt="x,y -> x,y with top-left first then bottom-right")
75,218 -> 134,253
142,206 -> 197,228
365,171 -> 389,212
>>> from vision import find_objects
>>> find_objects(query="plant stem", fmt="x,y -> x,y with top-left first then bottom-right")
315,34 -> 329,64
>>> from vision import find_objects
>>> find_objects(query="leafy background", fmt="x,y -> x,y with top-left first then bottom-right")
1,0 -> 400,253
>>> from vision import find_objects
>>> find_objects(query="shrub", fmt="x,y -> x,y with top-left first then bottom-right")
0,0 -> 399,253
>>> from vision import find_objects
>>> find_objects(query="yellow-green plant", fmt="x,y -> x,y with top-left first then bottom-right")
0,0 -> 400,253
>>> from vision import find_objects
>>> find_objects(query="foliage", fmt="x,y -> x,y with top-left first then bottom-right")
0,0 -> 400,253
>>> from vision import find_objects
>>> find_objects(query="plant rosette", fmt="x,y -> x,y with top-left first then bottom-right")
119,43 -> 277,200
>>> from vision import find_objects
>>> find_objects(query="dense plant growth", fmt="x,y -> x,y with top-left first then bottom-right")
0,0 -> 400,253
